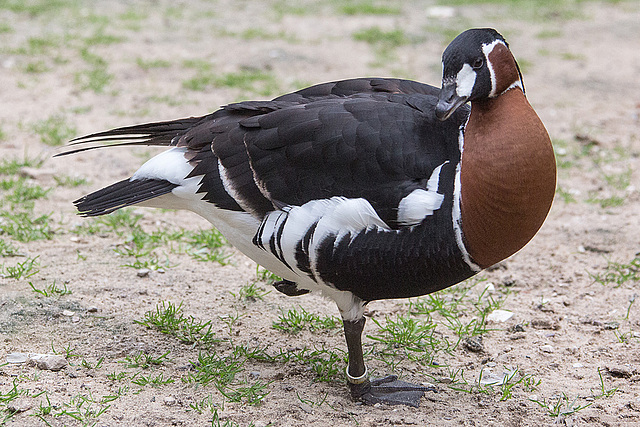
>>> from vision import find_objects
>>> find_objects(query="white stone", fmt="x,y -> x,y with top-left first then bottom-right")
487,309 -> 514,322
6,353 -> 30,364
540,345 -> 555,353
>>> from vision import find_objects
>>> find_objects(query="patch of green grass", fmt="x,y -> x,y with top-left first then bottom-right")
536,29 -> 563,39
589,256 -> 640,287
131,372 -> 175,388
54,391 -> 110,425
75,47 -> 113,93
587,194 -> 625,208
185,228 -> 231,264
352,26 -> 409,47
603,167 -> 632,191
183,67 -> 279,97
0,0 -> 77,17
227,28 -> 295,42
83,29 -> 125,46
272,1 -> 315,16
31,114 -> 77,146
54,175 -> 88,187
185,350 -> 246,388
231,282 -> 270,302
0,155 -> 43,175
272,306 -> 342,334
1,379 -> 46,424
530,392 -> 592,417
16,35 -> 61,55
100,385 -> 128,404
334,0 -> 401,15
120,350 -> 170,370
408,278 -> 505,340
2,178 -> 51,208
136,57 -> 171,70
255,265 -> 281,285
437,0 -> 585,21
556,187 -> 576,203
592,368 -> 618,399
101,209 -> 143,231
217,380 -> 271,406
0,211 -> 54,242
80,356 -> 105,370
136,301 -> 220,346
23,60 -> 50,73
1,255 -> 40,279
29,280 -> 72,297
0,239 -> 21,257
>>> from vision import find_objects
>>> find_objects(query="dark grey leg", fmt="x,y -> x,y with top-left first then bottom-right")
343,316 -> 436,407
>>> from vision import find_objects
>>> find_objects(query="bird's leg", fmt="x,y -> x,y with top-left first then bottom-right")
271,279 -> 310,297
343,316 -> 436,407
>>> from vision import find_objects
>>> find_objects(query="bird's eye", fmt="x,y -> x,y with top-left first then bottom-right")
472,58 -> 484,69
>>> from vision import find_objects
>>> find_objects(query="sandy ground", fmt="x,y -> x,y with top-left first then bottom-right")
1,1 -> 640,426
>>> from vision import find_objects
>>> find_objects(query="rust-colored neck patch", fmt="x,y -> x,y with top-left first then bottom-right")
460,89 -> 556,268
487,43 -> 521,95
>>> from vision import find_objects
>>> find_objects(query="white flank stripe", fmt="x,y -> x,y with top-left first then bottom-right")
217,159 -> 247,210
397,162 -> 448,226
452,134 -> 481,272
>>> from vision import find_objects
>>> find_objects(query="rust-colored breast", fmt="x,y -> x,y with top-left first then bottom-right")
460,89 -> 556,268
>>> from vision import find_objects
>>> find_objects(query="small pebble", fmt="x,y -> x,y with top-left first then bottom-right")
603,321 -> 620,330
540,345 -> 555,353
298,402 -> 313,414
531,319 -> 560,330
137,268 -> 151,278
30,354 -> 67,371
573,363 -> 584,368
62,310 -> 75,317
463,336 -> 484,353
72,316 -> 80,323
163,396 -> 176,406
6,398 -> 32,413
87,306 -> 98,313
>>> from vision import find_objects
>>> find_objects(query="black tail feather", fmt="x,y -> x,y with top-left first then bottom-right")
56,116 -> 209,157
75,178 -> 178,216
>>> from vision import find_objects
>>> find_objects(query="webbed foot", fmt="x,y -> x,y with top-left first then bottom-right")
349,375 -> 435,407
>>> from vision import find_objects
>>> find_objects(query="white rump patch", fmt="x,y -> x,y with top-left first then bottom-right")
397,162 -> 447,226
455,63 -> 476,98
131,147 -> 202,200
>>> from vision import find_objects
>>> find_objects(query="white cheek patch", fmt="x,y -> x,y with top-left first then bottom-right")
455,63 -> 476,98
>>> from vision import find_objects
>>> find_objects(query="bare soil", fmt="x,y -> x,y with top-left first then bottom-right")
1,1 -> 639,426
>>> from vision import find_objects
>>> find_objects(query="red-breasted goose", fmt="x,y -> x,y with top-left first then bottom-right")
58,28 -> 556,407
